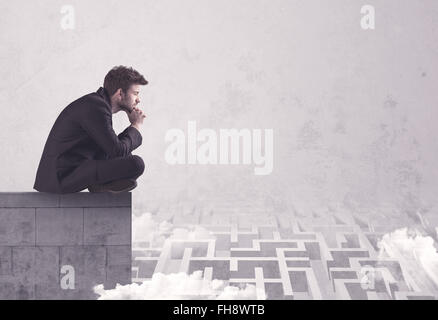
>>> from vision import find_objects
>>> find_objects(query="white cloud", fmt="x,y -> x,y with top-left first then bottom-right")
169,226 -> 216,240
132,212 -> 215,246
132,212 -> 172,246
377,227 -> 438,293
216,284 -> 261,300
94,271 -> 259,300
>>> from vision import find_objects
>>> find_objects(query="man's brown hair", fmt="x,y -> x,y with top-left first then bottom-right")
104,66 -> 148,96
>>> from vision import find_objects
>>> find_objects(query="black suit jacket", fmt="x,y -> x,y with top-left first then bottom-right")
34,87 -> 142,193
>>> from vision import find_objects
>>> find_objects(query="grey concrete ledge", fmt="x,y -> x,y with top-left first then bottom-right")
0,192 -> 133,299
0,192 -> 131,208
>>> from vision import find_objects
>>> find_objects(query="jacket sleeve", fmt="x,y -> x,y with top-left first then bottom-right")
80,102 -> 142,159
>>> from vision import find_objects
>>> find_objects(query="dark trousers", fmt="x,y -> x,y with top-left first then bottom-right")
59,155 -> 145,193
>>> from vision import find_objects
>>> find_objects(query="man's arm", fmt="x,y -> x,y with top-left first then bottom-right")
117,125 -> 142,151
80,103 -> 142,158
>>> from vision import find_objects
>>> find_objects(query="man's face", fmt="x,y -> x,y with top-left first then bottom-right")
119,84 -> 141,113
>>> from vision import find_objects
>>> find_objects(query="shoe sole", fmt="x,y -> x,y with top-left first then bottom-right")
108,181 -> 137,193
108,180 -> 138,193
89,179 -> 137,193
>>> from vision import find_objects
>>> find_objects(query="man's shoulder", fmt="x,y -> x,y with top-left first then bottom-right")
74,90 -> 107,106
67,90 -> 111,114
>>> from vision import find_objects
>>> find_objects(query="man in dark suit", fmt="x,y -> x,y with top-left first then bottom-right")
34,66 -> 148,194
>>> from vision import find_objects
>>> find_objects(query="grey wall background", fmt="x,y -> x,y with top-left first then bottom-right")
1,0 -> 438,219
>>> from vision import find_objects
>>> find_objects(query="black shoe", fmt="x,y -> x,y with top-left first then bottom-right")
88,179 -> 137,193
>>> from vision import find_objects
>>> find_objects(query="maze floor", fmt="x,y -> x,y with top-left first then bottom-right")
132,199 -> 438,300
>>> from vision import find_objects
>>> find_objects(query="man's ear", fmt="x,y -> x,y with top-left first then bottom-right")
110,89 -> 121,102
114,88 -> 124,100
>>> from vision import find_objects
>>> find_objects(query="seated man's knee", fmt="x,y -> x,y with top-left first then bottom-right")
132,155 -> 145,176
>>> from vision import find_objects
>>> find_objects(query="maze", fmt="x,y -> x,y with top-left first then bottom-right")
132,199 -> 438,300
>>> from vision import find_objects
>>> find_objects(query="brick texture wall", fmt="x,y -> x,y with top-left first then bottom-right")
0,192 -> 132,300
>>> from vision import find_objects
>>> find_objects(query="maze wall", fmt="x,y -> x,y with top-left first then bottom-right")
132,199 -> 438,300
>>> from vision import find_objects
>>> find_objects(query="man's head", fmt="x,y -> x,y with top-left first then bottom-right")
104,66 -> 148,113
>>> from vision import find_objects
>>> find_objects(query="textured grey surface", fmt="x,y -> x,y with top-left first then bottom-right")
0,192 -> 132,300
0,1 -> 437,220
